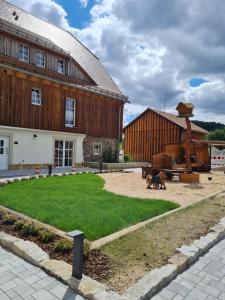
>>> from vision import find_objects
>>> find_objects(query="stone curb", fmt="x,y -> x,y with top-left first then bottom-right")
0,169 -> 125,185
0,205 -> 73,242
123,215 -> 225,300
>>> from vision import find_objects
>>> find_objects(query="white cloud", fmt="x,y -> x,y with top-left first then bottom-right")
8,0 -> 225,124
79,0 -> 88,8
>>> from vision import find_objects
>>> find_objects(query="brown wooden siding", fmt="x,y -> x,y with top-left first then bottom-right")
124,110 -> 183,162
0,68 -> 123,139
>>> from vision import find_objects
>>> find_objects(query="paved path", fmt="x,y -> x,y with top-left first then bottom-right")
0,167 -> 99,180
152,237 -> 225,300
0,246 -> 85,300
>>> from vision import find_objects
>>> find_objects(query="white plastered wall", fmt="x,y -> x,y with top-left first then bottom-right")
0,126 -> 86,167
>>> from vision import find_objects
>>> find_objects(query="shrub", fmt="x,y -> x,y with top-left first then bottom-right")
22,223 -> 39,237
102,144 -> 119,163
54,239 -> 73,253
14,220 -> 25,230
1,214 -> 16,225
124,154 -> 132,162
39,231 -> 55,243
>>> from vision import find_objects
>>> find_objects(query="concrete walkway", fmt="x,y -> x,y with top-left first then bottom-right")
0,167 -> 99,180
152,237 -> 225,300
0,246 -> 85,300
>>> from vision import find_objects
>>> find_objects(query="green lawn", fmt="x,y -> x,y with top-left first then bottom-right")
0,174 -> 179,240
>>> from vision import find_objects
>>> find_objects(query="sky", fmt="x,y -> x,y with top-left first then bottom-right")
7,0 -> 225,125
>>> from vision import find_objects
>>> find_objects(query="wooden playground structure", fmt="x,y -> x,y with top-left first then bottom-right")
142,102 -> 225,183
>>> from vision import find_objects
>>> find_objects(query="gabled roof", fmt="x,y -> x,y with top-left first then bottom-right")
0,0 -> 122,96
124,108 -> 208,134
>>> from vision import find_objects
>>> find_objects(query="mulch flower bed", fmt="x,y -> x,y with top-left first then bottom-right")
0,210 -> 111,281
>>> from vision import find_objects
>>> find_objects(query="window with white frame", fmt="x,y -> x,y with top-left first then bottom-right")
65,98 -> 76,127
18,43 -> 29,62
93,143 -> 102,156
36,50 -> 45,67
31,88 -> 42,105
57,59 -> 65,74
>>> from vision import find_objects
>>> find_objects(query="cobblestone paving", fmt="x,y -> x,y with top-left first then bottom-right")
152,238 -> 225,300
0,246 -> 85,300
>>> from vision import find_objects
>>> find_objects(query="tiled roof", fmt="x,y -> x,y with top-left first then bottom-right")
0,0 -> 122,95
124,108 -> 208,134
152,109 -> 208,133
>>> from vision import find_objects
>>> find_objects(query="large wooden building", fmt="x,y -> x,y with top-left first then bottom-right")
123,108 -> 207,163
0,0 -> 127,170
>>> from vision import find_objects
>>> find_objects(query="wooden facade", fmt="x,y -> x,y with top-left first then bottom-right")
0,67 -> 123,139
123,109 -> 206,162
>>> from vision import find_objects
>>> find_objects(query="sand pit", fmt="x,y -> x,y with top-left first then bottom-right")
99,170 -> 225,207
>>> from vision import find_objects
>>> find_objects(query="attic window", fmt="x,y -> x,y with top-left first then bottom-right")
36,51 -> 45,68
18,43 -> 29,62
57,59 -> 65,74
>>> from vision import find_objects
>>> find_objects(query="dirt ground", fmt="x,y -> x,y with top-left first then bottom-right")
99,170 -> 225,207
101,192 -> 225,293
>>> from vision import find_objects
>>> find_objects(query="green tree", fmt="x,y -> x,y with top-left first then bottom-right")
207,128 -> 225,141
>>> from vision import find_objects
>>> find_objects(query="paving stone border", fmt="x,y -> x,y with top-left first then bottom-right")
123,215 -> 225,300
1,214 -> 225,299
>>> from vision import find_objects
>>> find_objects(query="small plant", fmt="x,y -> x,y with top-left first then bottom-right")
14,220 -> 25,230
54,239 -> 73,253
0,210 -> 4,220
124,154 -> 132,162
39,231 -> 55,243
1,214 -> 16,225
84,240 -> 91,258
22,223 -> 39,237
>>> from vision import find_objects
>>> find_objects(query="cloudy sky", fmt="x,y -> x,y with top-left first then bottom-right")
8,0 -> 225,124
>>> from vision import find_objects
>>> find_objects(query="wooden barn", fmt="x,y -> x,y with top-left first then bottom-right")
123,108 -> 208,163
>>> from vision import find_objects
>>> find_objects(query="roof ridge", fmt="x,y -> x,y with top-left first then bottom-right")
124,107 -> 207,133
151,108 -> 208,133
2,0 -> 98,60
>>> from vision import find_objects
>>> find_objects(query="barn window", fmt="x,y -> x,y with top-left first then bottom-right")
18,43 -> 29,62
31,88 -> 42,105
58,59 -> 65,74
65,98 -> 76,127
36,51 -> 45,67
93,143 -> 102,156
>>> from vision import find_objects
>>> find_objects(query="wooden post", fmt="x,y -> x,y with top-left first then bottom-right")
185,117 -> 192,172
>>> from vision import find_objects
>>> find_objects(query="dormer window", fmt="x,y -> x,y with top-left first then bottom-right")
36,51 -> 45,68
18,43 -> 29,62
57,59 -> 65,74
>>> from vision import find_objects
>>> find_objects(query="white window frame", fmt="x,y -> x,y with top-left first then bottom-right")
57,59 -> 65,74
65,98 -> 76,127
31,88 -> 42,106
18,43 -> 29,62
93,143 -> 102,156
36,50 -> 45,68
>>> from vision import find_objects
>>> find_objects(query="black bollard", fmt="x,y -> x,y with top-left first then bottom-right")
99,161 -> 103,173
66,230 -> 84,279
48,164 -> 52,176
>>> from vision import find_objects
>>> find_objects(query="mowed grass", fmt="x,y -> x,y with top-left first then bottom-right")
0,174 -> 179,240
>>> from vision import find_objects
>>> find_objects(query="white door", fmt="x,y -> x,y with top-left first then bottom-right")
54,140 -> 74,167
0,137 -> 9,170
